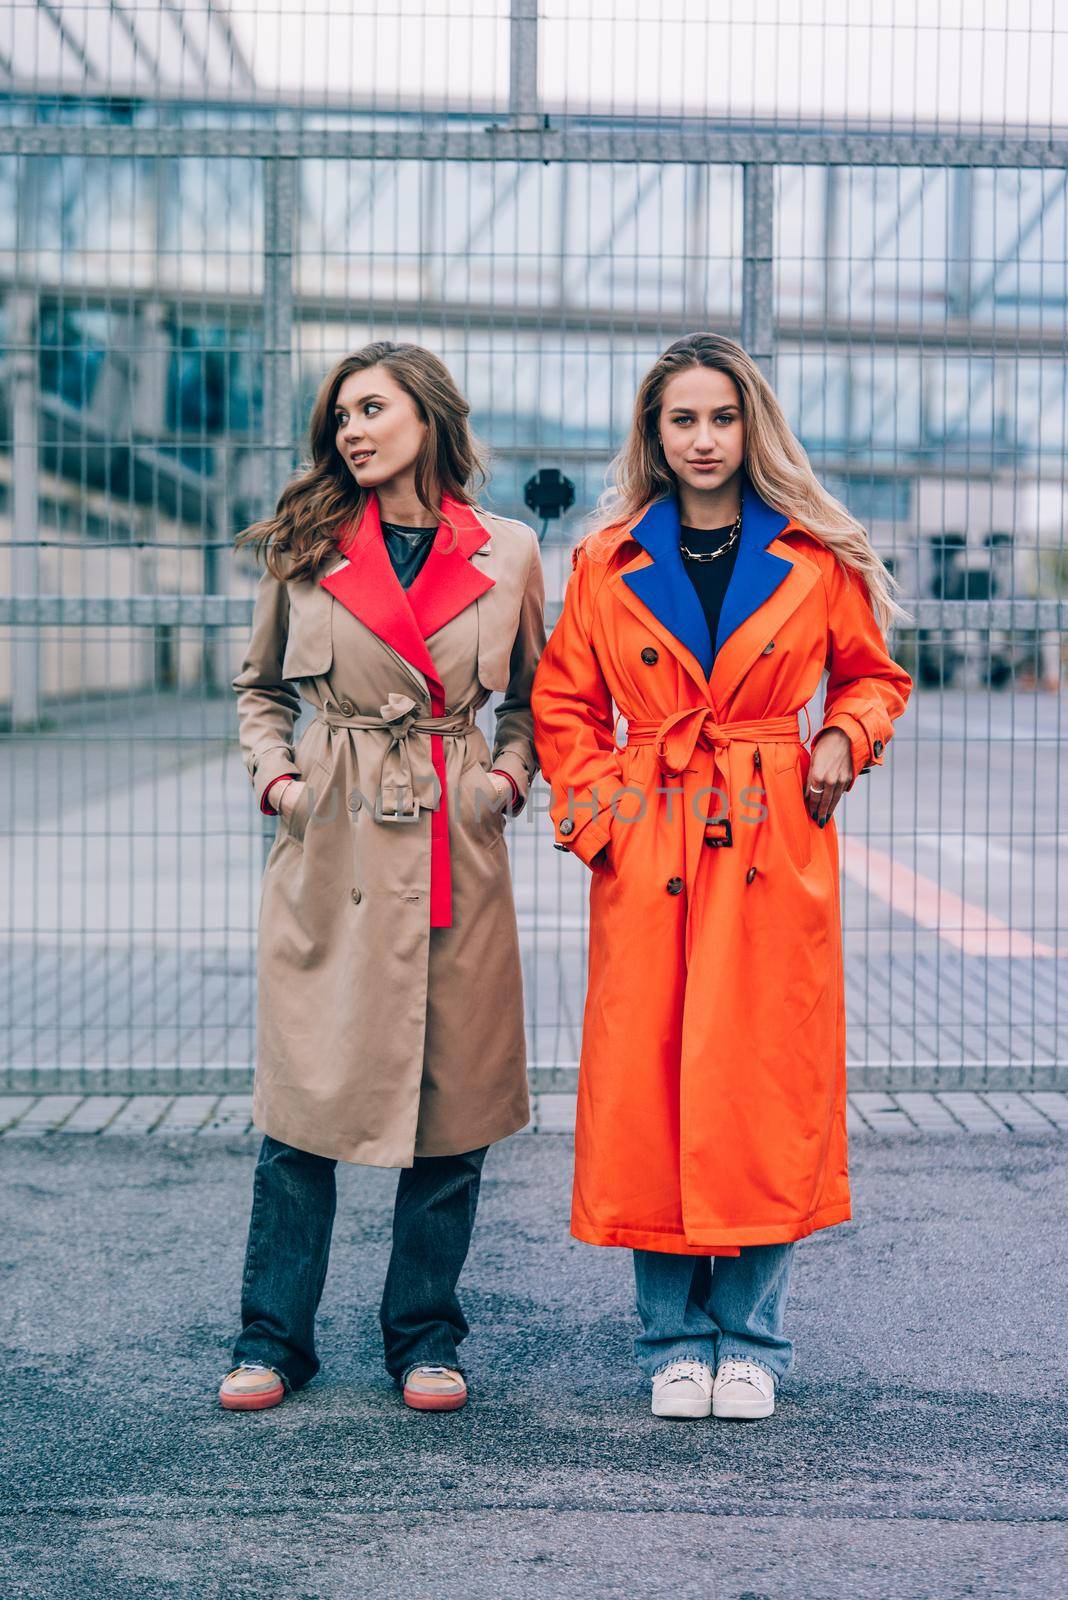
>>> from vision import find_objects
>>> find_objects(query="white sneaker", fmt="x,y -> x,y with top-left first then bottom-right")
712,1357 -> 776,1419
650,1359 -> 714,1419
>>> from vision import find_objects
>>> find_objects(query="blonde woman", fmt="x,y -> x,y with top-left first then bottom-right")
531,333 -> 912,1421
222,342 -> 545,1413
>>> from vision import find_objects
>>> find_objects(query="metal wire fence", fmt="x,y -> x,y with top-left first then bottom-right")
1,2 -> 1065,1092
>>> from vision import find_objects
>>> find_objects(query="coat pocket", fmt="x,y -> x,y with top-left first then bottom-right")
278,741 -> 335,845
770,743 -> 815,871
466,761 -> 509,838
278,777 -> 316,847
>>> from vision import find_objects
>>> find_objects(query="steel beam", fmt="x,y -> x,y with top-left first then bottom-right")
6,276 -> 1068,357
2,124 -> 1066,168
1,595 -> 1064,633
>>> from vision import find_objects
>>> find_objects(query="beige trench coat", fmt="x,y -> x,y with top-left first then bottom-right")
232,494 -> 546,1166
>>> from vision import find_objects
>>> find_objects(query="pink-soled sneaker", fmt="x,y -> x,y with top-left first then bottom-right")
218,1362 -> 286,1411
402,1364 -> 468,1412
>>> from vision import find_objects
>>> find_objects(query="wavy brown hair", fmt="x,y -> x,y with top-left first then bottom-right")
580,332 -> 910,634
235,341 -> 490,581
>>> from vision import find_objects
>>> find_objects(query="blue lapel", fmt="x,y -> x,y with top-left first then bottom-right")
716,475 -> 794,656
620,496 -> 712,675
621,475 -> 794,677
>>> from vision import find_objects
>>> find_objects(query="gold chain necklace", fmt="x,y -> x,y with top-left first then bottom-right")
678,508 -> 742,563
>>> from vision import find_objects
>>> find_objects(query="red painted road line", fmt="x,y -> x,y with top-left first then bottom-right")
841,837 -> 1064,958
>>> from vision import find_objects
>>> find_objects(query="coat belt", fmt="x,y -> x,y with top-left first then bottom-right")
625,708 -> 802,777
315,692 -> 478,930
625,709 -> 805,962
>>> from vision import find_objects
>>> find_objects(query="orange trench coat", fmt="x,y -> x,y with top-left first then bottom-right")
530,477 -> 913,1254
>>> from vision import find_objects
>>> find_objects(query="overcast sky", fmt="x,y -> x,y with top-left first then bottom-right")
4,0 -> 1064,131
225,0 -> 1064,130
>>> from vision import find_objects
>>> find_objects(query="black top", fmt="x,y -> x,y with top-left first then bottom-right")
679,522 -> 739,664
381,520 -> 438,589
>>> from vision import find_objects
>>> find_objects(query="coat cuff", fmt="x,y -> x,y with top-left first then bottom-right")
489,749 -> 534,814
552,806 -> 615,870
490,767 -> 523,812
261,770 -> 301,816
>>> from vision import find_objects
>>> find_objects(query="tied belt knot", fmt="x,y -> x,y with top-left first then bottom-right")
316,692 -> 476,822
629,706 -> 803,776
625,708 -> 804,849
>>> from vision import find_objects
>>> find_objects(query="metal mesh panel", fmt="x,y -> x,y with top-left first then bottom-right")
1,2 -> 1065,1092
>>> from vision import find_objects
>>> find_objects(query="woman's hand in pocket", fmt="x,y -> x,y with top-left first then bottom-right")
277,778 -> 308,822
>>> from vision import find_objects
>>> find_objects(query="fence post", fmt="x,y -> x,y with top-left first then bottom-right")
262,157 -> 297,515
10,287 -> 40,730
741,163 -> 775,379
509,0 -> 540,127
256,157 -> 298,853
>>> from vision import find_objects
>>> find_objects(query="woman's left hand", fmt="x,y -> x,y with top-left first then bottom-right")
805,728 -> 853,827
488,771 -> 514,805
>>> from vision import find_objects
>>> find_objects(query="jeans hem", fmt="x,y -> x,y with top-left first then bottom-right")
394,1354 -> 467,1388
637,1343 -> 717,1381
715,1345 -> 790,1384
231,1346 -> 313,1394
231,1356 -> 298,1395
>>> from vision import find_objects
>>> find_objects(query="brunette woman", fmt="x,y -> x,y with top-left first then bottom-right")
221,342 -> 545,1413
531,333 -> 912,1421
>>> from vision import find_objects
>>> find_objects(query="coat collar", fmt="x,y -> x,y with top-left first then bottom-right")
612,474 -> 819,710
319,490 -> 496,706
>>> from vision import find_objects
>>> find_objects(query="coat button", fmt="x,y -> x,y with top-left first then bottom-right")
746,866 -> 757,884
641,647 -> 659,665
351,887 -> 362,904
762,640 -> 775,654
559,818 -> 574,836
752,749 -> 761,769
666,876 -> 684,895
338,698 -> 354,715
873,739 -> 884,757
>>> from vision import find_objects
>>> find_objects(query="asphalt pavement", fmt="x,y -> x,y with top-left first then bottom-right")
1,1128 -> 1065,1599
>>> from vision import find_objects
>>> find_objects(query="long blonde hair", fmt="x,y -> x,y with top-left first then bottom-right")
581,332 -> 910,634
235,341 -> 490,582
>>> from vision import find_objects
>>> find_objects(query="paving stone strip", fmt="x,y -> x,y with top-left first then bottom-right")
0,1091 -> 1065,1138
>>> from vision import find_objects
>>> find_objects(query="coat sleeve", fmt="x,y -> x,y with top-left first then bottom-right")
812,555 -> 913,792
530,547 -> 624,869
489,525 -> 548,815
232,565 -> 305,813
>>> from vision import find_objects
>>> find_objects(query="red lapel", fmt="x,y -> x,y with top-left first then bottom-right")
407,494 -> 496,640
319,491 -> 441,698
317,490 -> 496,933
318,491 -> 495,701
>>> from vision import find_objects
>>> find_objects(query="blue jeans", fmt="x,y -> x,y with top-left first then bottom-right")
632,1243 -> 796,1383
232,1135 -> 489,1391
